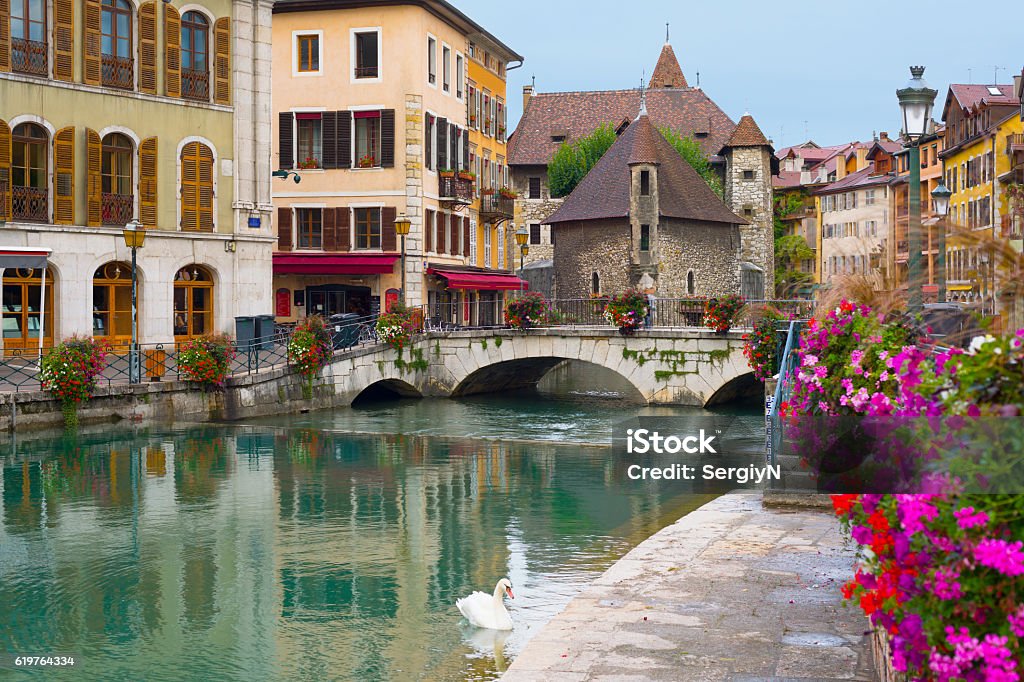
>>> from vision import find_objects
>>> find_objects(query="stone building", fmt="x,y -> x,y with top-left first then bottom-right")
544,111 -> 744,299
508,39 -> 775,297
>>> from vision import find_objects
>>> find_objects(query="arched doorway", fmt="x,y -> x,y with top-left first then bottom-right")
93,261 -> 133,348
173,265 -> 213,341
2,268 -> 54,355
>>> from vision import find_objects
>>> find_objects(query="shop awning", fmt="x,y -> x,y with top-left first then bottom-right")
429,269 -> 528,291
0,247 -> 51,270
273,253 -> 400,275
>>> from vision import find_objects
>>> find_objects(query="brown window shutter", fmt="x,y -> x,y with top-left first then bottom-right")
321,112 -> 337,169
164,4 -> 181,97
278,112 -> 293,169
338,111 -> 352,169
450,215 -> 459,255
424,209 -> 433,253
436,118 -> 447,170
0,0 -> 9,73
449,123 -> 457,171
0,119 -> 9,220
424,115 -> 431,170
197,144 -> 214,232
380,109 -> 395,168
381,206 -> 397,252
462,216 -> 470,257
139,137 -> 158,228
336,207 -> 350,252
138,2 -> 157,94
180,142 -> 213,231
52,0 -> 74,82
277,208 -> 292,251
462,129 -> 469,171
322,206 -> 336,251
86,128 -> 102,226
53,127 -> 74,225
82,0 -> 101,85
213,17 -> 230,105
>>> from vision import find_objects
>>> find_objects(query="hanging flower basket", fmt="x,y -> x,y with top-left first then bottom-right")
603,290 -> 648,334
177,334 -> 235,389
703,294 -> 745,333
39,336 -> 111,429
287,316 -> 333,399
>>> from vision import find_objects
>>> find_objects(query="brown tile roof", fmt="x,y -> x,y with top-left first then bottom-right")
772,170 -> 804,189
545,115 -> 745,226
649,43 -> 688,89
942,83 -> 1020,121
814,165 -> 893,194
508,88 -> 735,166
723,114 -> 770,148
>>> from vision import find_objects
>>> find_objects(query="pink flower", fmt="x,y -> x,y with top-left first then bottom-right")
973,539 -> 1024,577
954,506 -> 990,530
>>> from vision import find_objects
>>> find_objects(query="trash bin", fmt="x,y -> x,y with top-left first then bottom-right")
329,313 -> 362,350
145,348 -> 167,382
235,316 -> 256,350
255,314 -> 276,350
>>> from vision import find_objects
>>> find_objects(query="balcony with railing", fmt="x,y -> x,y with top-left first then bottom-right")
354,65 -> 378,79
12,186 -> 48,222
12,38 -> 47,76
439,174 -> 474,206
1002,214 -> 1023,240
102,55 -> 134,90
182,69 -> 209,101
102,193 -> 135,226
1007,134 -> 1024,155
480,191 -> 514,223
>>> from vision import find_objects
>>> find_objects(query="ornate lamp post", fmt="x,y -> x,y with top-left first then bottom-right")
122,219 -> 146,384
515,227 -> 529,294
931,180 -> 952,304
393,213 -> 412,306
897,66 -> 938,315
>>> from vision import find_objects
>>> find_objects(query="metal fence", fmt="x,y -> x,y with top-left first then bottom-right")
767,320 -> 804,467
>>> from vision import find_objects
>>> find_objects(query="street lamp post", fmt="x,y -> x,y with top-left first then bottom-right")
515,227 -> 529,295
393,213 -> 412,306
897,65 -> 938,315
931,180 -> 952,304
122,220 -> 146,384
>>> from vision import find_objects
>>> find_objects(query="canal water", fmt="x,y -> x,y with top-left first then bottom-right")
0,362 -> 761,681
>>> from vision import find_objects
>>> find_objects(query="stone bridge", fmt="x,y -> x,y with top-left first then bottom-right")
315,328 -> 756,407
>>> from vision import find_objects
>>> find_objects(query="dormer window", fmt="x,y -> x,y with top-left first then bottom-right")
551,134 -> 565,143
694,131 -> 709,139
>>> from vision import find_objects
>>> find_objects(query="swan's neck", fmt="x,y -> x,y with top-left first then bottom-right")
493,585 -> 506,606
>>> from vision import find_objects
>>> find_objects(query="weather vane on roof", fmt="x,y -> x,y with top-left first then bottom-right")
638,72 -> 648,119
666,22 -> 670,43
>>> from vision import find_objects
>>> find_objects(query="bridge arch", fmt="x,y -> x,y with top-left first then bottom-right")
452,358 -> 646,402
353,379 -> 423,405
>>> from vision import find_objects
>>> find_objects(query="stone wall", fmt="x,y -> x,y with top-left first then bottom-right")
724,145 -> 775,292
512,166 -> 559,265
552,220 -> 632,299
657,220 -> 740,297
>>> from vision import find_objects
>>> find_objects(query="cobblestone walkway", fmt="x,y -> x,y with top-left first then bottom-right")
503,494 -> 877,681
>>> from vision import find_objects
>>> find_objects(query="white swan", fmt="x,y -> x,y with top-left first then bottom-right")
456,578 -> 514,630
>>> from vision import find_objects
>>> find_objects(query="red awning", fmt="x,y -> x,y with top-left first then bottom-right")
273,253 -> 400,275
430,269 -> 528,291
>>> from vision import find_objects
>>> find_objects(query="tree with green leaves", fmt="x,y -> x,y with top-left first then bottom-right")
547,123 -> 618,198
658,127 -> 724,198
773,191 -> 815,297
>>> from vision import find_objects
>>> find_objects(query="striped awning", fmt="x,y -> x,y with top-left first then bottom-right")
0,247 -> 51,270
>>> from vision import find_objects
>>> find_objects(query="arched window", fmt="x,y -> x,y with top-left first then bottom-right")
10,0 -> 47,76
591,271 -> 600,296
173,265 -> 213,340
687,271 -> 695,296
101,0 -> 134,89
2,268 -> 53,354
180,142 -> 214,231
92,262 -> 133,346
102,133 -> 134,225
181,11 -> 209,101
11,123 -> 48,222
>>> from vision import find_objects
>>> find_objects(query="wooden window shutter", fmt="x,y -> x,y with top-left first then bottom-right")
277,208 -> 292,251
322,206 -> 336,251
138,2 -> 157,94
338,111 -> 352,169
381,207 -> 397,252
197,144 -> 214,231
139,137 -> 158,228
53,127 -> 75,225
424,115 -> 431,170
164,4 -> 181,97
462,130 -> 469,171
0,0 -> 9,73
278,112 -> 293,169
321,112 -> 337,169
380,109 -> 395,168
424,209 -> 433,253
336,207 -> 350,252
213,17 -> 230,105
0,119 -> 11,220
82,0 -> 101,85
449,123 -> 457,172
52,0 -> 74,82
462,216 -> 470,257
436,118 -> 447,170
449,214 -> 458,255
86,128 -> 102,226
180,142 -> 214,232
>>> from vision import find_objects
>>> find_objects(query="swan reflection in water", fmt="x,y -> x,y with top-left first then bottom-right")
461,624 -> 511,672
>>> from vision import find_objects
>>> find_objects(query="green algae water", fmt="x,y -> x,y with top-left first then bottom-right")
0,369 -> 760,680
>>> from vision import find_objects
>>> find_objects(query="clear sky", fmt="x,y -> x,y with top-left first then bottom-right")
454,0 -> 1023,149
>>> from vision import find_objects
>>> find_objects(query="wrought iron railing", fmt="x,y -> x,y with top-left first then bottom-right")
767,320 -> 803,466
12,38 -> 47,76
12,186 -> 48,222
102,193 -> 135,226
439,174 -> 474,204
182,68 -> 209,101
480,193 -> 514,220
1007,134 -> 1024,154
102,55 -> 134,90
354,65 -> 378,79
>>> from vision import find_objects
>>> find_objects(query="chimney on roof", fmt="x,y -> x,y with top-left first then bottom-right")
1015,74 -> 1022,99
856,148 -> 869,171
523,84 -> 534,112
800,170 -> 811,185
879,131 -> 889,142
836,157 -> 847,181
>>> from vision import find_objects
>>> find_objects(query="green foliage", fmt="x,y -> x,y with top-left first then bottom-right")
773,191 -> 814,297
659,127 -> 723,198
547,123 -> 618,198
